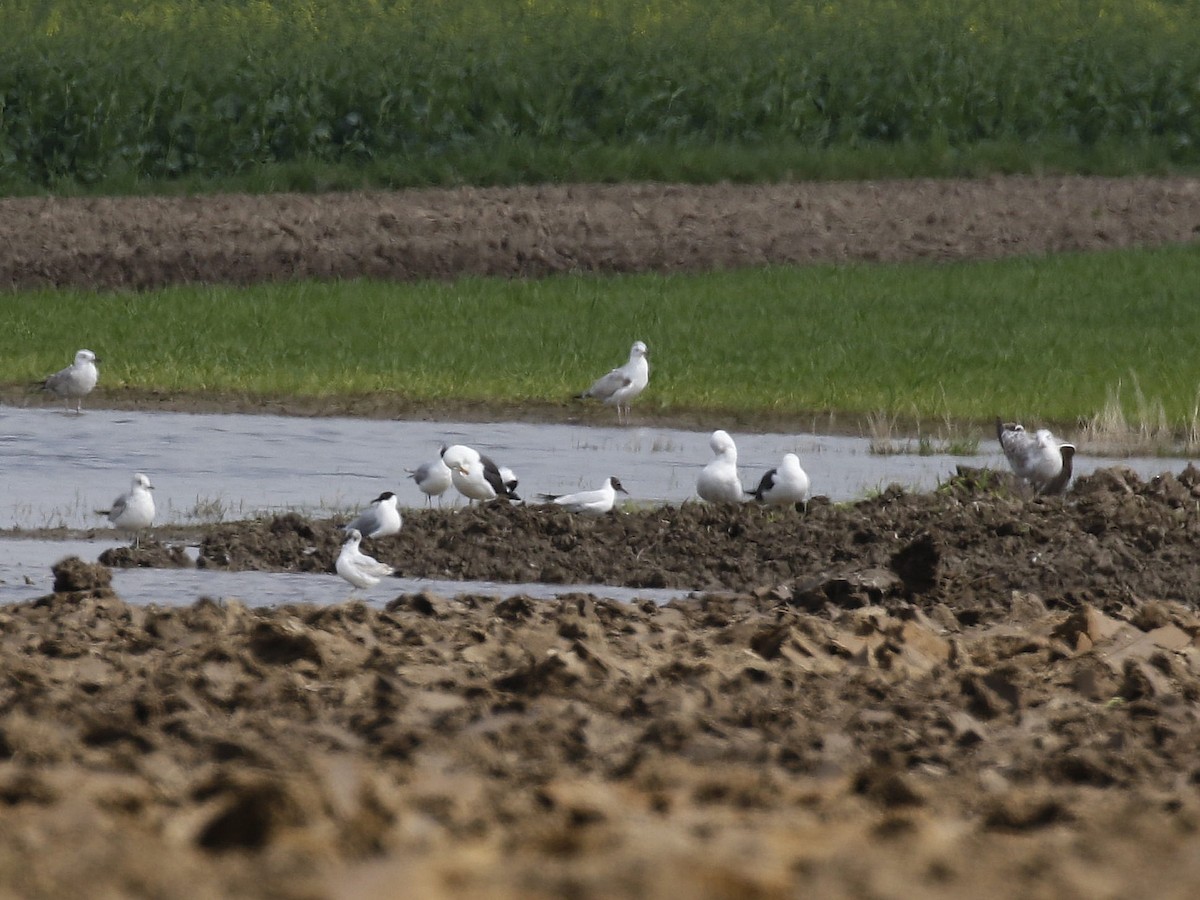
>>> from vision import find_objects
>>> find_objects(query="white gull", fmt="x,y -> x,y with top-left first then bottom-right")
442,444 -> 521,503
748,453 -> 811,509
336,528 -> 395,590
38,349 -> 100,413
408,448 -> 453,506
96,472 -> 156,548
539,476 -> 628,516
696,430 -> 744,503
577,340 -> 649,425
344,491 -> 402,538
996,417 -> 1076,494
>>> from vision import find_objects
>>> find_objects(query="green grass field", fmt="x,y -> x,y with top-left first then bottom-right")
7,245 -> 1200,435
1,0 -> 1198,193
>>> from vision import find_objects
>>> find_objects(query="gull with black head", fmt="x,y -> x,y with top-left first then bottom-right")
539,476 -> 628,516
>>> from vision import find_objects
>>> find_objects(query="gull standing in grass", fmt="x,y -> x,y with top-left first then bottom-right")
996,417 -> 1076,494
748,453 -> 812,509
408,447 -> 453,506
37,349 -> 100,413
343,491 -> 402,538
441,444 -> 521,503
96,473 -> 156,548
336,529 -> 395,591
539,476 -> 628,516
697,430 -> 744,503
577,340 -> 649,425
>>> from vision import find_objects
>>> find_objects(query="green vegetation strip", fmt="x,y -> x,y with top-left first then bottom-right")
1,0 -> 1199,193
5,245 -> 1200,429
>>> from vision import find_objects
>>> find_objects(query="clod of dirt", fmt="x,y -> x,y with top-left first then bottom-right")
51,556 -> 113,593
98,541 -> 193,569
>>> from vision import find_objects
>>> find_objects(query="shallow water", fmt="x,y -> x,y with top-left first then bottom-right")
0,538 -> 691,608
2,404 -> 1191,532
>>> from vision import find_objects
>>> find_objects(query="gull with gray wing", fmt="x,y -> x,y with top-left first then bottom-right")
539,476 -> 628,516
38,349 -> 100,413
996,417 -> 1076,494
96,473 -> 156,548
577,340 -> 649,425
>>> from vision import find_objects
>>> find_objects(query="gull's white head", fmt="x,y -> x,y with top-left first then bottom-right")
630,341 -> 648,360
781,453 -> 801,471
709,430 -> 736,456
133,473 -> 153,491
344,528 -> 363,544
76,349 -> 99,365
441,444 -> 479,475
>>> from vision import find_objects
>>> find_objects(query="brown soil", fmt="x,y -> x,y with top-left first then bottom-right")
6,179 -> 1200,898
3,176 -> 1199,293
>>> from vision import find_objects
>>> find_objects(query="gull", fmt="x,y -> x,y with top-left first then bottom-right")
95,473 -> 155,548
38,349 -> 100,413
343,491 -> 402,538
336,529 -> 395,590
697,430 -> 744,503
539,476 -> 628,516
408,448 -> 453,506
441,444 -> 521,503
748,453 -> 811,509
996,417 -> 1076,494
577,340 -> 649,424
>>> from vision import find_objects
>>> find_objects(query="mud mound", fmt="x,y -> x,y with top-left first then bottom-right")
50,556 -> 114,595
98,540 -> 194,569
2,578 -> 1200,896
2,177 -> 1199,291
198,466 -> 1200,628
198,512 -> 342,573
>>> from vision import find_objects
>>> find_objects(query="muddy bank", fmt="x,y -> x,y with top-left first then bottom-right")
3,177 -> 1199,292
3,546 -> 1200,897
153,466 -> 1200,626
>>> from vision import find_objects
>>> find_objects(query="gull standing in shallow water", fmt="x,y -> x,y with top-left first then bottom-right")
748,453 -> 811,509
343,491 -> 402,538
539,476 -> 628,516
697,430 -> 744,503
96,473 -> 156,548
996,417 -> 1076,494
441,444 -> 521,503
38,349 -> 100,413
336,529 -> 395,590
577,340 -> 650,424
408,448 -> 453,506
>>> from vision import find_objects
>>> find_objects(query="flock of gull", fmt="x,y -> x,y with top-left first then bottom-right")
35,341 -> 1078,591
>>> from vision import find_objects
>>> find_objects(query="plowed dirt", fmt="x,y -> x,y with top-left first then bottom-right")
5,179 -> 1200,898
2,177 -> 1199,291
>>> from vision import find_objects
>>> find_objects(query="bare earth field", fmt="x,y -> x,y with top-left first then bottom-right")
5,178 -> 1200,899
2,176 -> 1200,290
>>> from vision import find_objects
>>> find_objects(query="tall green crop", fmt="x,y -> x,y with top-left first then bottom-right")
1,1 -> 1198,190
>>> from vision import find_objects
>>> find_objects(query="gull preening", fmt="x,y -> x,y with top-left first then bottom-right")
748,453 -> 811,509
441,444 -> 521,503
96,473 -> 156,548
697,430 -> 744,503
38,349 -> 100,413
577,340 -> 650,425
996,417 -> 1076,494
336,528 -> 395,590
344,491 -> 402,538
539,476 -> 628,516
409,448 -> 453,506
